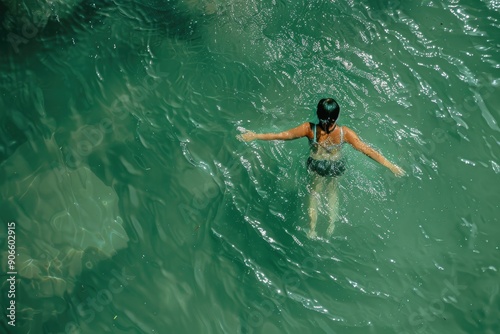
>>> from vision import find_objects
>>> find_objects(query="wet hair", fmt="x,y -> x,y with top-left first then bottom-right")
317,98 -> 340,132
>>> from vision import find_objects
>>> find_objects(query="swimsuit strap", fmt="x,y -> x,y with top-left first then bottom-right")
313,124 -> 342,146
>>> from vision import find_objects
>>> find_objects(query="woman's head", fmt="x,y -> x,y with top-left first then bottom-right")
317,98 -> 340,132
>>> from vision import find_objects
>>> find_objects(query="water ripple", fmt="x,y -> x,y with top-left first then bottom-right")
1,0 -> 499,333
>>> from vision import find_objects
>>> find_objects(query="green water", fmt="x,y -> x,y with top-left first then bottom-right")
0,0 -> 499,333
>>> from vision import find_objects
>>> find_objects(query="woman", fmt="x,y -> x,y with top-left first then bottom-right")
239,98 -> 405,238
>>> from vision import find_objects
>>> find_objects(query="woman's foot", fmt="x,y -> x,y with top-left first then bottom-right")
326,222 -> 335,236
307,229 -> 318,239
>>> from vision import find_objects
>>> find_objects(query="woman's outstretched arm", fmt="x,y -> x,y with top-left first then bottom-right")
344,126 -> 405,176
238,122 -> 311,142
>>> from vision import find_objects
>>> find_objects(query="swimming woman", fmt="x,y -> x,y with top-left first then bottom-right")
239,98 -> 405,238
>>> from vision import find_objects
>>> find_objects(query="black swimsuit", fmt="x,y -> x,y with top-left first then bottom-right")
307,124 -> 346,177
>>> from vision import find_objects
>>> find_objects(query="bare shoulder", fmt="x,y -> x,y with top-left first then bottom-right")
280,122 -> 313,140
341,125 -> 354,133
341,125 -> 355,136
300,122 -> 314,139
342,126 -> 361,143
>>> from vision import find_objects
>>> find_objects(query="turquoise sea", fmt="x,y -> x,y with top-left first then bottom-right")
0,0 -> 499,333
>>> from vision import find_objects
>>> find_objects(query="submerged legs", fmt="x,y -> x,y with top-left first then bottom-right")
326,178 -> 339,236
307,176 -> 340,238
307,175 -> 323,239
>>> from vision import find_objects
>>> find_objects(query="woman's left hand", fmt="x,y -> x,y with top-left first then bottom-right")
391,164 -> 406,177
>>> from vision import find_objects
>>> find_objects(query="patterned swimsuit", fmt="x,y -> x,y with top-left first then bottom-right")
307,123 -> 346,177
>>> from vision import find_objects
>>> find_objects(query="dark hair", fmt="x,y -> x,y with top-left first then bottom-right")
317,98 -> 340,131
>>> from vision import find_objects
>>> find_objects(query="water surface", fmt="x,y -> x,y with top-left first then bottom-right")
0,0 -> 499,333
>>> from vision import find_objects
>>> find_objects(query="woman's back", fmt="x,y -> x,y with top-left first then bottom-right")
309,123 -> 345,160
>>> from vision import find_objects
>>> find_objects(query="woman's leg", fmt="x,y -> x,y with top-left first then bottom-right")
326,178 -> 340,236
307,175 -> 323,239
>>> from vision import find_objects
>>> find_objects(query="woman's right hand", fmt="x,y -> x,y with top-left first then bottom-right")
237,131 -> 257,142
